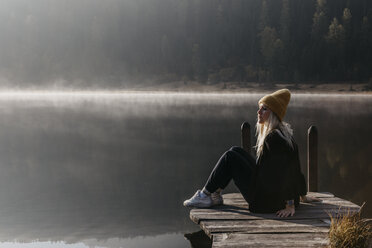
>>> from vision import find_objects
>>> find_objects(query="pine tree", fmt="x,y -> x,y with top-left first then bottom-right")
258,0 -> 269,32
259,26 -> 284,78
326,18 -> 345,45
342,8 -> 352,39
341,8 -> 352,78
359,16 -> 372,80
280,0 -> 290,46
311,0 -> 328,40
279,0 -> 291,80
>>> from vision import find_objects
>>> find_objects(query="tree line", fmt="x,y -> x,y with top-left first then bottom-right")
0,0 -> 371,87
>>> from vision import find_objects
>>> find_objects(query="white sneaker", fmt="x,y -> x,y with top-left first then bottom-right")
183,190 -> 213,208
211,192 -> 223,206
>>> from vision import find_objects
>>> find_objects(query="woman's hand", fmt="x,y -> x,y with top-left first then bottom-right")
276,205 -> 295,217
300,195 -> 322,203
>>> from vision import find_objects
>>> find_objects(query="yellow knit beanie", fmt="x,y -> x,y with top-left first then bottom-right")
258,89 -> 291,121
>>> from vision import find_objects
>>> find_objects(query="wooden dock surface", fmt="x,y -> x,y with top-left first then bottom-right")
189,192 -> 361,247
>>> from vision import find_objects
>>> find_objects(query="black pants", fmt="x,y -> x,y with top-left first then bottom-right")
204,146 -> 256,204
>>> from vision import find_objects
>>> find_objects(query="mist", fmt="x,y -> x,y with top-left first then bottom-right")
0,0 -> 140,87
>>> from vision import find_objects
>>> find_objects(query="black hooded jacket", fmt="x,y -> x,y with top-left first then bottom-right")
249,129 -> 307,213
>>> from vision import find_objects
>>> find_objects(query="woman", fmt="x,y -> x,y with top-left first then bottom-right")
184,89 -> 320,217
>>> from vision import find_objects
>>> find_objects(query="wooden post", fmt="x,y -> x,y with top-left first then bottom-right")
241,122 -> 251,155
307,126 -> 318,192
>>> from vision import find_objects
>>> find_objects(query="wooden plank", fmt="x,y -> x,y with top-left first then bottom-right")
221,192 -> 334,200
190,195 -> 360,224
200,219 -> 330,238
306,192 -> 334,198
190,204 -> 360,216
300,200 -> 359,207
221,194 -> 359,210
190,208 -> 359,224
221,200 -> 359,209
212,233 -> 328,248
221,198 -> 357,205
319,197 -> 357,202
222,198 -> 357,207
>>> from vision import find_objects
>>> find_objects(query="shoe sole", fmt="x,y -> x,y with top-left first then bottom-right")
183,201 -> 213,208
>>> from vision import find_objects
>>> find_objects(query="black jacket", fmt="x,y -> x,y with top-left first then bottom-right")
249,129 -> 307,213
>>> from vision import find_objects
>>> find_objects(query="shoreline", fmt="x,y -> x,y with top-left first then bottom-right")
131,81 -> 372,94
0,82 -> 371,95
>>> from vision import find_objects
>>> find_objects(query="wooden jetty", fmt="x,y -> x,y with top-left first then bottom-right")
187,123 -> 362,247
189,192 -> 360,247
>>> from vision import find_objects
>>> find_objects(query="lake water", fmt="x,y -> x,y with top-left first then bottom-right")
0,92 -> 370,248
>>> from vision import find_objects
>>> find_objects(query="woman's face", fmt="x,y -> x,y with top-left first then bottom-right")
257,104 -> 271,124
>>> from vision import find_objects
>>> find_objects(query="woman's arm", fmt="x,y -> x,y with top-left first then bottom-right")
263,131 -> 300,217
260,131 -> 296,200
277,196 -> 322,217
277,195 -> 322,217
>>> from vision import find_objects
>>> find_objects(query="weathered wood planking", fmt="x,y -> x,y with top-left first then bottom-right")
213,233 -> 329,247
190,192 -> 360,224
188,192 -> 361,248
191,207 -> 358,224
221,192 -> 334,199
201,219 -> 330,238
221,200 -> 359,209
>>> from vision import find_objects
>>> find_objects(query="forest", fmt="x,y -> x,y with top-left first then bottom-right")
0,0 -> 371,87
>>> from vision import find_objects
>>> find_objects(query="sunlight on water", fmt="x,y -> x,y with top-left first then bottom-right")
0,90 -> 258,96
0,233 -> 187,248
0,90 -> 369,100
0,241 -> 90,248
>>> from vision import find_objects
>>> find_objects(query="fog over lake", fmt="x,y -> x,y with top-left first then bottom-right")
0,92 -> 370,247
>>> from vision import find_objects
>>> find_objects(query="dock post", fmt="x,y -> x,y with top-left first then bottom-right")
241,122 -> 251,155
307,126 -> 318,192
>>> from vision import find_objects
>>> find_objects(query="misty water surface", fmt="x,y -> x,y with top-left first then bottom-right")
0,92 -> 370,248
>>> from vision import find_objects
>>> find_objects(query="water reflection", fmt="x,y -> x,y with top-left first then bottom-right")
0,234 -> 189,248
0,92 -> 370,247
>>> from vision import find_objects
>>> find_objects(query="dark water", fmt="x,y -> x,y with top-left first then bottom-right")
0,92 -> 370,247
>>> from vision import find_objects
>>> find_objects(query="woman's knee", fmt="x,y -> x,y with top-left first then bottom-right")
229,146 -> 256,165
229,146 -> 242,152
229,146 -> 250,156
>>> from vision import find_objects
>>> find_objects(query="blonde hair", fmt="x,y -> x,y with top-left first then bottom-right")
255,112 -> 294,158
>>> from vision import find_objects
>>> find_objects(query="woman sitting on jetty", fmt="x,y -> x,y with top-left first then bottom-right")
184,89 -> 319,217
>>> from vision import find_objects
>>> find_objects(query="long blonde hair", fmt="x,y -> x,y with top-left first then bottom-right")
255,112 -> 293,158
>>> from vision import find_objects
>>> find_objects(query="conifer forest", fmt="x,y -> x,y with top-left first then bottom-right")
1,0 -> 371,87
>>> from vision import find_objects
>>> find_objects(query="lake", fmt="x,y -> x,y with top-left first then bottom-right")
0,92 -> 370,247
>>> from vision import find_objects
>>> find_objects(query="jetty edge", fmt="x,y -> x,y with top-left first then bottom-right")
189,191 -> 361,247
